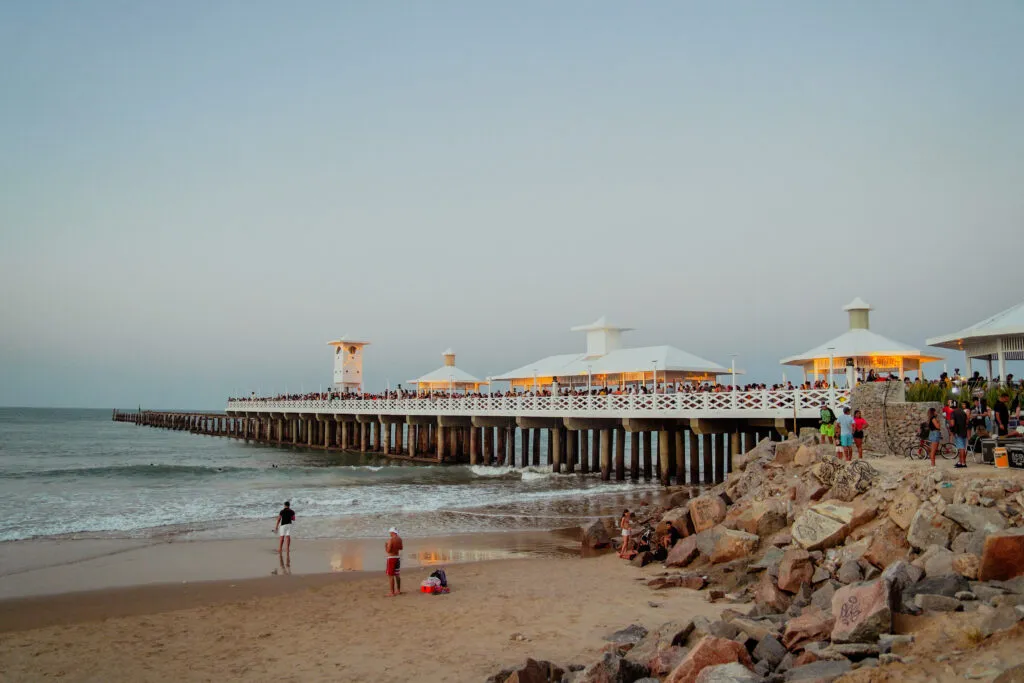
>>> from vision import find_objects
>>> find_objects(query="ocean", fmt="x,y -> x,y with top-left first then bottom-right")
0,408 -> 665,543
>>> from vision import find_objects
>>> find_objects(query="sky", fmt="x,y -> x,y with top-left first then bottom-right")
1,1 -> 1022,409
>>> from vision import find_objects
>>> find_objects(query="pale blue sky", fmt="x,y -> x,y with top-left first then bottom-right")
1,1 -> 1022,408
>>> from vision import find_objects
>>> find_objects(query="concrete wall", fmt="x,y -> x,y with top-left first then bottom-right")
850,381 -> 943,455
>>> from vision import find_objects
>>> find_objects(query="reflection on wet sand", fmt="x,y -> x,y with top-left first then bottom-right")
323,529 -> 581,574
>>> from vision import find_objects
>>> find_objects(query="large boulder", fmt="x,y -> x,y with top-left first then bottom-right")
753,634 -> 787,669
880,561 -> 922,595
709,529 -> 759,564
665,636 -> 754,683
573,651 -> 650,683
662,508 -> 695,538
830,579 -> 893,643
863,520 -> 911,568
754,573 -> 792,614
792,510 -> 847,551
784,660 -> 852,682
778,549 -> 815,594
782,607 -> 835,652
906,506 -> 958,551
694,663 -> 761,683
942,505 -> 1006,534
666,536 -> 700,568
812,456 -> 843,486
888,491 -> 920,530
690,495 -> 728,533
488,658 -> 566,683
583,520 -> 612,549
980,528 -> 1024,581
901,574 -> 969,611
829,461 -> 878,502
734,500 -> 788,537
775,440 -> 802,465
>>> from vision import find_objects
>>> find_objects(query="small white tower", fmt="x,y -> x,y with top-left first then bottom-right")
570,316 -> 634,359
843,297 -> 872,330
327,336 -> 371,392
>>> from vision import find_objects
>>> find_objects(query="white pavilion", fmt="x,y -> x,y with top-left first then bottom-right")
927,300 -> 1024,383
408,349 -> 486,394
780,298 -> 941,383
492,317 -> 732,391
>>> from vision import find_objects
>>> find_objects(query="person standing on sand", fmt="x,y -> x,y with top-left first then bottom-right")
618,510 -> 632,559
385,527 -> 403,596
275,501 -> 295,555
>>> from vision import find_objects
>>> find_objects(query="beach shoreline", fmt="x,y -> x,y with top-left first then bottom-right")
0,528 -> 591,601
0,552 -> 727,682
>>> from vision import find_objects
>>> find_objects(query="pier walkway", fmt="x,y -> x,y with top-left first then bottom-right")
113,389 -> 849,487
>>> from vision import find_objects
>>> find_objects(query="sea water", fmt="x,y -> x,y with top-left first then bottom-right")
0,408 -> 664,542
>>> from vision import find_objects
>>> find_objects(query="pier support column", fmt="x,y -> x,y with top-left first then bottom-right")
600,428 -> 612,481
630,432 -> 640,480
666,427 -> 677,483
642,432 -> 653,480
674,429 -> 686,486
483,427 -> 493,465
408,426 -> 417,458
532,429 -> 541,467
496,428 -> 506,466
520,428 -> 529,468
688,430 -> 699,484
744,431 -> 757,452
360,423 -> 368,452
506,427 -> 515,467
551,427 -> 562,473
614,427 -> 625,480
436,426 -> 447,462
579,430 -> 590,474
565,429 -> 576,474
470,427 -> 480,465
658,429 -> 671,486
701,434 -> 713,484
714,434 -> 726,483
728,431 -> 740,474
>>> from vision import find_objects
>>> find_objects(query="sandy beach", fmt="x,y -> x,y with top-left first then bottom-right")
0,551 -> 724,682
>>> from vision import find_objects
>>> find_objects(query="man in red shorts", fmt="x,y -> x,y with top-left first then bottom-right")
385,527 -> 403,596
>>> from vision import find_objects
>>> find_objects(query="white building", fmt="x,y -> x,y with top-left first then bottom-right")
408,349 -> 486,394
780,298 -> 940,383
492,316 -> 732,391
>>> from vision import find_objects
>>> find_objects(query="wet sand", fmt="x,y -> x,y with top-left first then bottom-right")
0,529 -> 583,600
0,553 -> 725,682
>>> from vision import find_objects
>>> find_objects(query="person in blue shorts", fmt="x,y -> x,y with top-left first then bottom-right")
836,407 -> 855,461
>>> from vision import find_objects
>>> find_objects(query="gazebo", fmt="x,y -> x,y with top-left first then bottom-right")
492,316 -> 733,391
408,349 -> 486,394
926,300 -> 1024,383
780,298 -> 941,384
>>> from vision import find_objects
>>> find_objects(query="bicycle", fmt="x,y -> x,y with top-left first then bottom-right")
908,437 -> 956,461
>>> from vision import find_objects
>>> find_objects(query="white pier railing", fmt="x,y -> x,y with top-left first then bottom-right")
226,389 -> 849,420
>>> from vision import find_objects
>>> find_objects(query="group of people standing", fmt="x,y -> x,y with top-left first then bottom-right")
818,404 -> 868,461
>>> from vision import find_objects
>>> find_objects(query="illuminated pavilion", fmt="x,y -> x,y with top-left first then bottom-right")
927,300 -> 1024,383
492,317 -> 733,391
780,298 -> 941,384
409,349 -> 486,394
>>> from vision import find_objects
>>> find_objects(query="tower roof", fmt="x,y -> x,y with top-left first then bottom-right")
569,316 -> 634,333
842,297 -> 872,312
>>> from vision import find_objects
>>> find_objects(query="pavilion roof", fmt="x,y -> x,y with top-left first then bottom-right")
927,300 -> 1024,349
780,329 -> 942,365
408,365 -> 483,385
493,345 -> 729,381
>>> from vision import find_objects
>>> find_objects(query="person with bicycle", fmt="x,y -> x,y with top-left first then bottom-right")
925,407 -> 943,466
950,400 -> 969,469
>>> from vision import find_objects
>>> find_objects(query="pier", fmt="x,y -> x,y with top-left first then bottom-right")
113,387 -> 849,486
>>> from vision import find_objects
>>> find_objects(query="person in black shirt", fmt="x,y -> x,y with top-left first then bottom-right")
994,393 -> 1011,437
950,401 -> 969,468
275,501 -> 296,555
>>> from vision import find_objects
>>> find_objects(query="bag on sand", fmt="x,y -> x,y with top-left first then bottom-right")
420,568 -> 450,594
429,568 -> 448,588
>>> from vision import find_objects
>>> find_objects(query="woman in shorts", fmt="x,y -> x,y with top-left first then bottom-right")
852,410 -> 868,459
926,407 -> 943,467
618,510 -> 632,559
